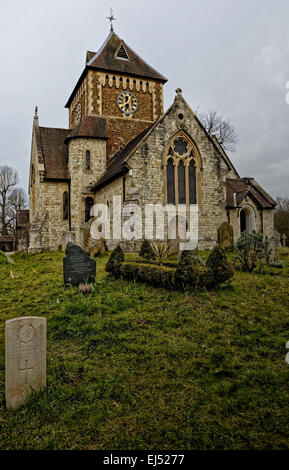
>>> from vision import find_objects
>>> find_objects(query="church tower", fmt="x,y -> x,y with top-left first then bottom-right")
65,29 -> 167,157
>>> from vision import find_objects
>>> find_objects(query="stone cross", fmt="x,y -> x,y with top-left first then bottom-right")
5,316 -> 46,409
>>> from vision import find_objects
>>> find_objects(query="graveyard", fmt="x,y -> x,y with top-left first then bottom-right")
0,248 -> 289,450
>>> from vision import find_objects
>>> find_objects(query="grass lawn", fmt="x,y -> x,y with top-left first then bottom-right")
0,250 -> 289,450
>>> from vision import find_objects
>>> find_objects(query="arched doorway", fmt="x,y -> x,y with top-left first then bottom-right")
240,207 -> 255,233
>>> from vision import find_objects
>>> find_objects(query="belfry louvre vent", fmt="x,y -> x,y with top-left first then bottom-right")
116,44 -> 129,59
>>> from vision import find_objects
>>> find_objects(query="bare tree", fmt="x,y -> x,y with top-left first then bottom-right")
197,109 -> 239,152
7,187 -> 28,234
275,197 -> 289,246
0,165 -> 27,235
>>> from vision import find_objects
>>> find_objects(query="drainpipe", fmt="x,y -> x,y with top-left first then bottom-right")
122,169 -> 126,202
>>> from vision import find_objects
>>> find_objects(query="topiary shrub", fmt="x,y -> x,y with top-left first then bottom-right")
174,250 -> 201,289
105,245 -> 124,276
204,245 -> 234,288
120,262 -> 175,290
139,239 -> 155,261
236,231 -> 267,272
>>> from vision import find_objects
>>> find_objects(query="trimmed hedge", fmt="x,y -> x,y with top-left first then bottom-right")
205,245 -> 234,287
105,245 -> 124,276
106,246 -> 234,291
120,262 -> 175,290
139,239 -> 156,261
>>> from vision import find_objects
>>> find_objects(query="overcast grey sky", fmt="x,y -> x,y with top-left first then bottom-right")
0,0 -> 288,198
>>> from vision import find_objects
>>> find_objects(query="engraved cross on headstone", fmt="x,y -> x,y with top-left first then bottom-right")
20,359 -> 34,384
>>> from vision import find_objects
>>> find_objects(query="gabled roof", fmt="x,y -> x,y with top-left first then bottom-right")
66,31 -> 167,108
91,123 -> 154,191
91,91 -> 243,192
226,178 -> 276,209
65,116 -> 108,143
38,127 -> 70,180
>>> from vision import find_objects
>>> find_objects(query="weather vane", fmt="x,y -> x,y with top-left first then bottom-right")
106,8 -> 116,32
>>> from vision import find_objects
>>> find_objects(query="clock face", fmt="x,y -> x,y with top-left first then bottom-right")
117,91 -> 138,115
75,103 -> 82,125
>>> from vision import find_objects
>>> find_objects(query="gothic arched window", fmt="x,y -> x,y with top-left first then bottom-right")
165,133 -> 198,206
85,150 -> 91,170
166,158 -> 175,204
85,197 -> 94,223
63,191 -> 68,220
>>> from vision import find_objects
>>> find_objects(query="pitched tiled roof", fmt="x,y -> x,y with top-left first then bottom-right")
39,127 -> 70,180
16,210 -> 29,228
66,31 -> 167,108
226,178 -> 276,209
91,124 -> 154,190
87,32 -> 167,82
65,116 -> 108,143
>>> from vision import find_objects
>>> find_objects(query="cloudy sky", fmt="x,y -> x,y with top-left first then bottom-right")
0,0 -> 288,198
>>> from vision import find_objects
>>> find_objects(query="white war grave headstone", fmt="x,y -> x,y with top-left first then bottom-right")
5,316 -> 46,409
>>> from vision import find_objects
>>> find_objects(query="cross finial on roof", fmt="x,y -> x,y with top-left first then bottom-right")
34,106 -> 38,118
106,7 -> 116,31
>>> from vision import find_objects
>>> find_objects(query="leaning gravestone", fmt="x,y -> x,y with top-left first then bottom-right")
218,222 -> 234,249
5,316 -> 46,409
63,243 -> 96,286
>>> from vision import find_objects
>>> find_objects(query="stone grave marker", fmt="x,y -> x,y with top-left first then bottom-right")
5,316 -> 46,409
282,234 -> 287,248
63,243 -> 96,286
267,236 -> 276,265
218,222 -> 234,249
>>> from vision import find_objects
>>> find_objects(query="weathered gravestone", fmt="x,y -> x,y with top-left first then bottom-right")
5,316 -> 46,409
63,243 -> 96,286
218,222 -> 234,249
267,236 -> 276,265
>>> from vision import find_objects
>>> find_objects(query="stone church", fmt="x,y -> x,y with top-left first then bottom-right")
27,28 -> 276,253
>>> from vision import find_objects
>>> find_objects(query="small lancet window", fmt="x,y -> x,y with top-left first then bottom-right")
63,191 -> 68,220
166,158 -> 175,205
85,150 -> 91,170
85,197 -> 94,223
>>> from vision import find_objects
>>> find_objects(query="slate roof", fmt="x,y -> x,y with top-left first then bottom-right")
38,127 -> 70,180
66,31 -> 167,108
226,178 -> 276,209
65,116 -> 108,143
91,124 -> 154,190
36,117 -> 108,181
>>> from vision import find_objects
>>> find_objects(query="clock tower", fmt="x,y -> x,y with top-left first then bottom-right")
65,30 -> 167,157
